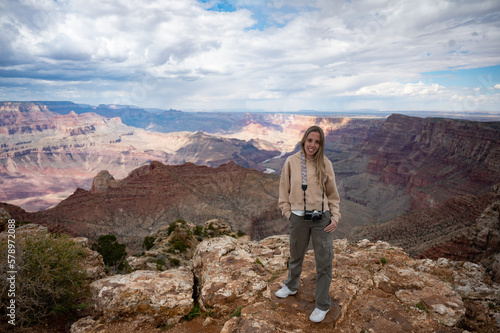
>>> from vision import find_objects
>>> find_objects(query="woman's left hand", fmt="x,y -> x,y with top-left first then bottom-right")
324,218 -> 338,233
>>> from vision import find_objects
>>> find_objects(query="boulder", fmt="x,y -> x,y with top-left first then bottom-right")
193,235 -> 284,314
90,268 -> 194,326
204,218 -> 232,235
72,237 -> 107,281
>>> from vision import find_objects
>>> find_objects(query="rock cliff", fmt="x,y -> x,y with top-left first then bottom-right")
360,114 -> 500,209
3,161 -> 284,250
336,114 -> 500,246
0,102 -> 279,211
350,184 -> 500,282
71,235 -> 500,333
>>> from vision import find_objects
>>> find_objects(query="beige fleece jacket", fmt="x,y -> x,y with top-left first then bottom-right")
278,151 -> 341,222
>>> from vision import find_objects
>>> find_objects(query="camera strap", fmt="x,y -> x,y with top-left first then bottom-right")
300,152 -> 324,213
301,152 -> 308,212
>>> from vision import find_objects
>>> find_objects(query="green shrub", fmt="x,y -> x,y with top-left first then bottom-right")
237,230 -> 246,237
169,236 -> 190,253
169,258 -> 180,266
380,257 -> 387,265
183,303 -> 201,321
156,256 -> 166,267
231,306 -> 243,317
194,225 -> 203,236
91,234 -> 127,272
416,301 -> 428,313
167,222 -> 177,236
0,232 -> 88,326
142,236 -> 156,251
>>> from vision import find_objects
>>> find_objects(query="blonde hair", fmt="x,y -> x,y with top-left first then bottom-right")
300,125 -> 326,187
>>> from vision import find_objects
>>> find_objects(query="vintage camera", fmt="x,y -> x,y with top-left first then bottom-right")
304,210 -> 323,222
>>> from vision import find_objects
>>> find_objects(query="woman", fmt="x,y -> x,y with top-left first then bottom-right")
276,125 -> 340,323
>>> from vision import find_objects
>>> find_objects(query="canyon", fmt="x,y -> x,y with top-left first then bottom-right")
1,161 -> 285,250
1,101 -> 500,276
0,102 -> 279,211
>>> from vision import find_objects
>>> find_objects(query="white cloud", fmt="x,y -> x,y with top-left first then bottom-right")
0,0 -> 499,111
344,81 -> 445,97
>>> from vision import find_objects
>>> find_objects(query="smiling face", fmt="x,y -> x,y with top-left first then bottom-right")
304,131 -> 321,159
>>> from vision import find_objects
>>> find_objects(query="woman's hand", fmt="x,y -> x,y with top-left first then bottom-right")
324,218 -> 338,233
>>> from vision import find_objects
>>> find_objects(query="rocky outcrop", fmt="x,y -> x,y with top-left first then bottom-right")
71,268 -> 194,332
4,161 -> 284,250
90,268 -> 193,326
75,235 -> 499,332
126,218 -> 240,271
193,235 -> 289,314
90,170 -> 123,194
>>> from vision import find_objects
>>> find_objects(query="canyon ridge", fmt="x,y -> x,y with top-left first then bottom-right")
1,101 -> 499,276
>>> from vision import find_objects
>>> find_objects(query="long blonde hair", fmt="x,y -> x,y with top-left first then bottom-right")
300,126 -> 326,187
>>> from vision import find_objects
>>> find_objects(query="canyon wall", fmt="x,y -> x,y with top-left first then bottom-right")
331,114 -> 500,238
361,114 -> 500,208
2,102 -> 499,271
0,102 -> 278,211
2,161 -> 284,250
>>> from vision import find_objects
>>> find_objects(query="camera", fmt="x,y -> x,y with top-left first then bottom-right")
304,210 -> 322,222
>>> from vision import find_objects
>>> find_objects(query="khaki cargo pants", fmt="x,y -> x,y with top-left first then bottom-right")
284,211 -> 333,311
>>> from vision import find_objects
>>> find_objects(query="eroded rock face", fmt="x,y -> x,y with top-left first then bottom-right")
192,236 -> 288,314
10,161 -> 284,250
208,237 -> 498,332
362,114 -> 500,204
90,268 -> 194,326
351,184 -> 500,283
90,170 -> 122,194
73,235 -> 499,332
71,237 -> 107,281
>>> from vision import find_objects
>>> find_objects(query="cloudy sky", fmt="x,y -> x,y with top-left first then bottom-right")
1,0 -> 499,112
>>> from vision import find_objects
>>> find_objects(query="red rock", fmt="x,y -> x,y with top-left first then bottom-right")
3,161 -> 285,250
362,114 -> 500,209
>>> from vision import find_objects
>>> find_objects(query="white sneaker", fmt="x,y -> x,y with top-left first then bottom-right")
275,285 -> 297,298
309,308 -> 329,322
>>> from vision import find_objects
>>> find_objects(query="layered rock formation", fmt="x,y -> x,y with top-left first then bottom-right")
333,114 -> 500,238
71,235 -> 500,333
3,161 -> 284,250
3,101 -> 500,290
0,102 -> 279,211
360,114 -> 500,209
418,187 -> 500,281
350,185 -> 500,281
